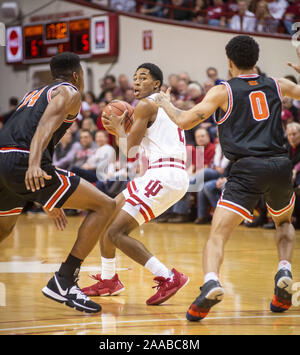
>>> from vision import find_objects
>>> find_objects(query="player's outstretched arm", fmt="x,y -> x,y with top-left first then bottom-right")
282,46 -> 300,100
25,86 -> 81,192
155,85 -> 227,130
277,77 -> 300,100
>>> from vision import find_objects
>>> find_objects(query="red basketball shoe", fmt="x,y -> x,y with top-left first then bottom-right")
81,274 -> 125,297
146,268 -> 189,305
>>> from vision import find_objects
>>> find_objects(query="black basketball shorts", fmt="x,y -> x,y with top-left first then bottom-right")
217,156 -> 295,222
0,148 -> 80,217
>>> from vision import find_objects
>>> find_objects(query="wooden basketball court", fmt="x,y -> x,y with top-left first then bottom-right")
0,213 -> 300,335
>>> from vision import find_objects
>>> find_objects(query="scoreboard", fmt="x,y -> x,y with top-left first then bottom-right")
6,14 -> 118,64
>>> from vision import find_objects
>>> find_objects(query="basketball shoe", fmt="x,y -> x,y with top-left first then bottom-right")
270,269 -> 293,313
186,280 -> 224,321
81,274 -> 125,296
42,272 -> 102,313
146,268 -> 189,305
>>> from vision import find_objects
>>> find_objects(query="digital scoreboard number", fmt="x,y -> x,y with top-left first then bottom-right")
45,21 -> 69,43
23,18 -> 91,63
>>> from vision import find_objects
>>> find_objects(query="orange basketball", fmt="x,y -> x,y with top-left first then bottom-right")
102,100 -> 134,136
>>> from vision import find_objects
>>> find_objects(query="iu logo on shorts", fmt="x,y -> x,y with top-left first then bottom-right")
145,180 -> 163,197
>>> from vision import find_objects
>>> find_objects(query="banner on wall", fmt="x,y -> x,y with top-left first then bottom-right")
91,14 -> 118,57
6,26 -> 23,63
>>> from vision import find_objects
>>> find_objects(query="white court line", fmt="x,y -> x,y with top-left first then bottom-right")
1,314 -> 300,333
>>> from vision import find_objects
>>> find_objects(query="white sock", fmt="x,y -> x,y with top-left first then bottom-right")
101,257 -> 116,280
278,260 -> 292,272
145,256 -> 171,279
204,272 -> 219,284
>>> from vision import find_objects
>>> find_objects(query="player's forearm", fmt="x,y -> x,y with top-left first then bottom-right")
160,101 -> 206,130
28,122 -> 55,167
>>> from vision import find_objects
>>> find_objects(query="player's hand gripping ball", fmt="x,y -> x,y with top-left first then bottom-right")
102,100 -> 134,136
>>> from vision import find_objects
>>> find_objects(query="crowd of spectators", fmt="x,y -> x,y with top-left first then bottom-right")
1,65 -> 300,227
105,0 -> 300,35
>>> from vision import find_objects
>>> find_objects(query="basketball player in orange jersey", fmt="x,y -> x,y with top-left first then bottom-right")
0,52 -> 115,313
81,63 -> 190,305
155,35 -> 300,320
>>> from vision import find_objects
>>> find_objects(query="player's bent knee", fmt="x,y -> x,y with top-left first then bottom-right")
107,225 -> 122,246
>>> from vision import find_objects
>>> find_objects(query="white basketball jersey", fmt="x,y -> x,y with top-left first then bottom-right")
140,93 -> 187,164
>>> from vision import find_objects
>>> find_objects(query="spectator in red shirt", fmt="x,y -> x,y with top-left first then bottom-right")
283,0 -> 300,34
206,0 -> 227,27
193,127 -> 216,168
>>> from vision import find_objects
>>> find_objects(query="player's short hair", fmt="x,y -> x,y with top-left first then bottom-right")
225,35 -> 259,70
136,63 -> 163,88
50,52 -> 81,80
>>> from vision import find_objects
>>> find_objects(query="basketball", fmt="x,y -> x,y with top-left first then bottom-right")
102,100 -> 134,135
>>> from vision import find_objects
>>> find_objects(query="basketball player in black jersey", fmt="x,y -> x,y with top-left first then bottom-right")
0,52 -> 115,313
156,35 -> 300,320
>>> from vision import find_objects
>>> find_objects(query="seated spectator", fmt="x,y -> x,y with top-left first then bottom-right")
282,98 -> 294,130
53,139 -> 81,170
255,0 -> 278,33
284,75 -> 299,121
98,75 -> 117,102
80,101 -> 98,124
81,118 -> 98,138
206,67 -> 223,85
176,79 -> 190,100
230,0 -> 256,32
69,120 -> 81,143
110,0 -> 136,12
1,97 -> 18,125
69,129 -> 98,170
193,140 -> 230,224
192,0 -> 207,24
178,71 -> 191,84
286,122 -> 300,227
169,0 -> 193,21
168,128 -> 216,223
187,82 -> 204,104
168,73 -> 179,96
268,0 -> 288,21
83,91 -> 99,115
140,0 -> 166,17
206,0 -> 227,27
124,88 -> 139,108
53,130 -> 74,169
71,130 -> 116,183
113,74 -> 132,100
104,90 -> 114,104
203,78 -> 215,92
283,0 -> 300,34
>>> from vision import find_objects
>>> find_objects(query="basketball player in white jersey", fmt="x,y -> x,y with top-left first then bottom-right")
81,63 -> 189,305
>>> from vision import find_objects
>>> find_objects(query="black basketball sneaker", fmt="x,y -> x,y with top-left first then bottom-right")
270,269 -> 293,313
186,280 -> 224,321
42,272 -> 102,313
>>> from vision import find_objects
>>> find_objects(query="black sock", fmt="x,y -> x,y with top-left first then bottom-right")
58,254 -> 83,281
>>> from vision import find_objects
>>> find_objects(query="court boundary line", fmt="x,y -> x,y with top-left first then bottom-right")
1,314 -> 300,333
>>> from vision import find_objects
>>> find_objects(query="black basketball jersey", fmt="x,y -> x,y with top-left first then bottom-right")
0,81 -> 78,161
216,74 -> 287,162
